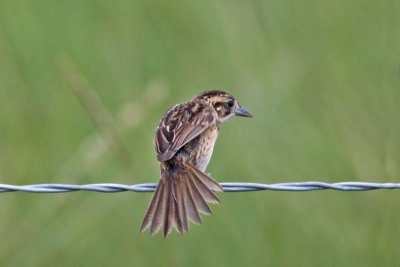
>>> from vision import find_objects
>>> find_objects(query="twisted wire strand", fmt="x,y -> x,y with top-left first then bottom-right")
0,181 -> 399,193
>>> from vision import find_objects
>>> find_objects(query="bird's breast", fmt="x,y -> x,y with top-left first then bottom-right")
192,125 -> 219,172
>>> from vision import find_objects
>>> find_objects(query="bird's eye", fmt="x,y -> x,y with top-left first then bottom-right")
227,99 -> 234,108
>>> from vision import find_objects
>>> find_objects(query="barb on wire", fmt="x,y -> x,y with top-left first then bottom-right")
0,181 -> 399,193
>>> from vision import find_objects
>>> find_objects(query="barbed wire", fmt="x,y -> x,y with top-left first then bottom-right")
0,181 -> 399,193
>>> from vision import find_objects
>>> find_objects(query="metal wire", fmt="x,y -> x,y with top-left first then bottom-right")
0,181 -> 399,193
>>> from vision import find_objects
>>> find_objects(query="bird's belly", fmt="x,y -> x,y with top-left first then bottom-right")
194,126 -> 219,172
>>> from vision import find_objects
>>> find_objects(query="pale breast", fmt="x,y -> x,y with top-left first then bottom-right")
194,125 -> 219,172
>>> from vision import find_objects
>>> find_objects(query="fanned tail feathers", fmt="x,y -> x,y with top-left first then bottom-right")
140,164 -> 223,237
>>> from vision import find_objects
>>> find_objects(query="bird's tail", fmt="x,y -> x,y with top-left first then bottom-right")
140,163 -> 223,237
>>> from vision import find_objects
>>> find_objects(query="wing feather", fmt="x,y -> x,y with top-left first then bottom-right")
155,101 -> 217,162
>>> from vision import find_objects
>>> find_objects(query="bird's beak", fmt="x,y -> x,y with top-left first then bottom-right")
235,106 -> 253,117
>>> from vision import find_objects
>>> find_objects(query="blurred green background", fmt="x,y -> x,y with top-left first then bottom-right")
0,0 -> 399,266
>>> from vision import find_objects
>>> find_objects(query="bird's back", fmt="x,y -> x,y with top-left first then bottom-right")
154,99 -> 219,166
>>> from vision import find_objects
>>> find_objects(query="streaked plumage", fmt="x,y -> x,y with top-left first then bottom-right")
140,90 -> 252,237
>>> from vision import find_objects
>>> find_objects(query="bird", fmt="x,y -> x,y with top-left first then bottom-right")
140,90 -> 252,237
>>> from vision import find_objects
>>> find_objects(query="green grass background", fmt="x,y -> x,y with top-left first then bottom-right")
0,0 -> 399,266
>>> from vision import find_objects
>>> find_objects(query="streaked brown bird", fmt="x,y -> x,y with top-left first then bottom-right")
140,90 -> 252,237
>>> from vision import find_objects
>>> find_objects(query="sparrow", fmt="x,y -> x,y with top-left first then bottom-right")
140,90 -> 252,237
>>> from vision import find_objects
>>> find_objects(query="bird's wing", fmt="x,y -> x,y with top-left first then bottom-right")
154,101 -> 217,162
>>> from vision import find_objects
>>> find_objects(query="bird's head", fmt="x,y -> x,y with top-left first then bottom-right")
195,90 -> 252,122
